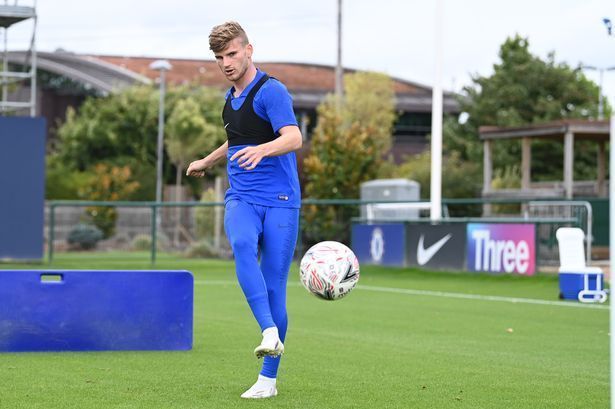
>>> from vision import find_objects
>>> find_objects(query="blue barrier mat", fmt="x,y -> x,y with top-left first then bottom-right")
0,270 -> 193,352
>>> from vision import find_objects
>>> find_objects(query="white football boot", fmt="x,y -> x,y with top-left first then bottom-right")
254,327 -> 284,359
240,375 -> 278,399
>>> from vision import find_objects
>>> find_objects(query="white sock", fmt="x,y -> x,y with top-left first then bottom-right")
257,374 -> 276,386
262,327 -> 279,342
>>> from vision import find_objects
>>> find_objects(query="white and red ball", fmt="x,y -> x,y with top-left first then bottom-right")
299,241 -> 360,300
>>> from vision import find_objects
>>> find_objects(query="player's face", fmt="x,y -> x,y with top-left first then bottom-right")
215,37 -> 252,83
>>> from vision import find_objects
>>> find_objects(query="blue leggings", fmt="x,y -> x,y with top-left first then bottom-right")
224,199 -> 299,378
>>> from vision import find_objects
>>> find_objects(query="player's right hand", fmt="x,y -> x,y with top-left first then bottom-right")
186,159 -> 208,177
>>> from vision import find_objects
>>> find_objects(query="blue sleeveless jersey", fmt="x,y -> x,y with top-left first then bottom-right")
223,70 -> 301,209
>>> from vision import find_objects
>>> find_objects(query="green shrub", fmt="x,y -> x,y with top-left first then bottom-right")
78,163 -> 140,238
67,224 -> 103,250
194,188 -> 217,239
491,165 -> 522,214
184,240 -> 219,258
45,155 -> 91,200
130,233 -> 169,251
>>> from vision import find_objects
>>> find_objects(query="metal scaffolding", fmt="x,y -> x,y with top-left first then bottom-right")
0,0 -> 36,116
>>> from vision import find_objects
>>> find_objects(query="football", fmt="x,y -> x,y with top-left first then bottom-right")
299,241 -> 360,300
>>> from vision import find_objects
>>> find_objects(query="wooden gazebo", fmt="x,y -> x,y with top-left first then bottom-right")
479,120 -> 610,199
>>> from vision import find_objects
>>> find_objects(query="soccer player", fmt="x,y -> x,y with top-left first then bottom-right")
186,21 -> 302,399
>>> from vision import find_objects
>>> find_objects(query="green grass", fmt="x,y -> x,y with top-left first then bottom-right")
0,253 -> 608,408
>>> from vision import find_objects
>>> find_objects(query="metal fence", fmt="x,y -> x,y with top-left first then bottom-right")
47,200 -> 225,263
527,201 -> 593,264
44,198 -> 593,268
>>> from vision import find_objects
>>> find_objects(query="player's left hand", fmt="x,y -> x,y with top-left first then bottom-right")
230,145 -> 267,170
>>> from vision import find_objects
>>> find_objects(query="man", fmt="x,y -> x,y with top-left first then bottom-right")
186,21 -> 302,399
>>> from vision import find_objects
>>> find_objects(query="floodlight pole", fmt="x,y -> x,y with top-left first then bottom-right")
156,68 -> 166,219
335,0 -> 343,100
582,66 -> 615,120
599,69 -> 605,120
149,60 -> 172,230
2,27 -> 7,112
430,0 -> 443,221
610,115 -> 614,409
30,2 -> 37,117
604,17 -> 612,36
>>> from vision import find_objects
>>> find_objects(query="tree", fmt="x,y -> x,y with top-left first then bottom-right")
395,150 -> 482,216
51,84 -> 226,200
445,34 -> 607,183
57,85 -> 159,171
166,97 -> 225,193
165,97 -> 225,244
303,71 -> 396,244
77,163 -> 140,238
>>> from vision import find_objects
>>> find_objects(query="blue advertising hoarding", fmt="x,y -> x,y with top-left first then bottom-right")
0,117 -> 46,260
351,223 -> 406,267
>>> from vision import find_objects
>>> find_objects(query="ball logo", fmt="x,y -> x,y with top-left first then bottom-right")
370,228 -> 384,263
467,224 -> 535,275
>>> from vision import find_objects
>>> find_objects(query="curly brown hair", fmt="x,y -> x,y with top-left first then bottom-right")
209,21 -> 249,52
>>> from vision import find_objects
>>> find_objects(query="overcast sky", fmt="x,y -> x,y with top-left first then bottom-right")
6,0 -> 615,102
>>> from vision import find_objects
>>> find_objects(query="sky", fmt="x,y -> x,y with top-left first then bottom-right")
5,0 -> 615,103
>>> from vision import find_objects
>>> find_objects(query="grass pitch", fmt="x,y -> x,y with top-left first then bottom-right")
0,253 -> 608,408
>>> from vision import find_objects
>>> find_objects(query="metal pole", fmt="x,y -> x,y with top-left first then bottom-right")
297,209 -> 304,260
430,0 -> 443,221
583,66 -> 615,120
214,176 -> 222,251
335,0 -> 343,99
151,203 -> 157,264
584,201 -> 592,264
48,203 -> 55,263
597,68 -> 604,120
609,115 -> 614,409
29,3 -> 37,117
2,27 -> 7,113
155,69 -> 166,229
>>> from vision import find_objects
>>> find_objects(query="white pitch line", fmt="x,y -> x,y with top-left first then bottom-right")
356,284 -> 609,310
193,280 -> 609,310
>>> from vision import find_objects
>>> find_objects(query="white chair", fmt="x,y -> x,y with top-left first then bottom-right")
556,227 -> 607,303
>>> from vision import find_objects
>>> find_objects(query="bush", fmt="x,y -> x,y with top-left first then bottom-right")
45,155 -> 91,200
184,240 -> 219,258
194,188 -> 217,239
491,165 -> 522,214
395,150 -> 482,217
78,163 -> 140,238
67,224 -> 103,250
130,233 -> 169,251
84,206 -> 117,239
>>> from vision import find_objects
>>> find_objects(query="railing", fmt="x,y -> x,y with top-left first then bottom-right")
46,198 -> 591,267
48,200 -> 223,264
527,201 -> 593,263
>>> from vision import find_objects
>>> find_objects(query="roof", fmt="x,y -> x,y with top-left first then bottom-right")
6,50 -> 460,113
94,55 -> 428,93
6,50 -> 151,94
93,55 -> 459,113
0,5 -> 35,28
479,119 -> 610,141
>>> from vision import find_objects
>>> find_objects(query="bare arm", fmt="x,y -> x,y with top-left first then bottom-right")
186,141 -> 228,177
230,125 -> 303,170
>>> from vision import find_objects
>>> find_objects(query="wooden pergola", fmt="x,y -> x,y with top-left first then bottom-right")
479,120 -> 610,199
